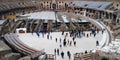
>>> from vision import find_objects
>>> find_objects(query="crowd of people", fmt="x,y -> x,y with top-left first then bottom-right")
31,27 -> 105,60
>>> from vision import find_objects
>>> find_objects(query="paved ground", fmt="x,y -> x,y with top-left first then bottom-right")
18,31 -> 103,60
20,11 -> 56,20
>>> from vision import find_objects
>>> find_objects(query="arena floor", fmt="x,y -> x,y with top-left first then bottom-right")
17,31 -> 104,60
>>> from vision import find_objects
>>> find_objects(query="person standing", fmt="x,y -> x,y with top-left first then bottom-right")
62,31 -> 64,35
96,40 -> 99,46
54,49 -> 56,55
67,39 -> 69,45
56,38 -> 57,42
63,39 -> 66,47
42,33 -> 44,38
47,34 -> 49,39
72,37 -> 75,41
67,51 -> 71,60
60,38 -> 61,43
61,51 -> 64,59
94,33 -> 96,37
50,35 -> 52,40
60,44 -> 62,48
85,50 -> 87,54
87,33 -> 89,37
70,41 -> 72,46
57,48 -> 59,55
74,41 -> 76,46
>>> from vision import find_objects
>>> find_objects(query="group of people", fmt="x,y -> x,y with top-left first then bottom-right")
69,28 -> 98,39
53,32 -> 78,60
32,28 -> 103,60
54,48 -> 71,60
55,32 -> 77,48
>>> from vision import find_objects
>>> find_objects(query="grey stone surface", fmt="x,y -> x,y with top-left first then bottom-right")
18,56 -> 31,60
0,40 -> 11,58
0,40 -> 11,51
2,53 -> 21,60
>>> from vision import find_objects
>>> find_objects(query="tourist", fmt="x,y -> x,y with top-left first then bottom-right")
50,35 -> 52,40
60,38 -> 61,43
83,33 -> 85,37
57,48 -> 59,55
96,40 -> 99,46
74,41 -> 76,46
102,30 -> 104,34
54,49 -> 56,55
90,33 -> 92,36
97,29 -> 99,33
36,31 -> 40,37
63,39 -> 66,46
63,40 -> 66,47
32,31 -> 34,35
60,44 -> 62,48
56,38 -> 57,42
72,37 -> 75,41
62,31 -> 64,35
66,33 -> 68,37
47,34 -> 49,39
70,41 -> 72,46
67,51 -> 71,60
42,33 -> 44,38
87,33 -> 89,37
94,33 -> 96,37
67,39 -> 69,45
61,51 -> 64,59
85,50 -> 87,54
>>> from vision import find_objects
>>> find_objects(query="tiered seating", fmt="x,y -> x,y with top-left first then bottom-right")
39,20 -> 44,31
34,20 -> 43,32
74,53 -> 82,60
12,20 -> 23,32
18,56 -> 31,60
4,33 -> 44,59
113,25 -> 120,31
0,1 -> 35,12
46,54 -> 54,60
57,14 -> 68,31
69,1 -> 112,10
74,52 -> 99,60
47,20 -> 53,32
114,29 -> 120,36
30,20 -> 37,32
82,53 -> 93,60
112,25 -> 120,38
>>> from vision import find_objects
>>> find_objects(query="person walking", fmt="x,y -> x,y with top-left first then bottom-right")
61,51 -> 64,59
67,51 -> 71,60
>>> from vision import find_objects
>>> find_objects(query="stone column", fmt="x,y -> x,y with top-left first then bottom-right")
111,14 -> 114,21
98,11 -> 101,19
83,9 -> 87,16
